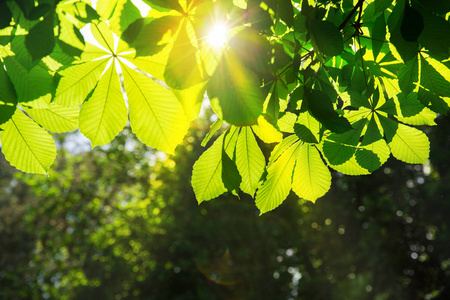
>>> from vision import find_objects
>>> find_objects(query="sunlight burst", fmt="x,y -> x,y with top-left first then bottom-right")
206,23 -> 229,48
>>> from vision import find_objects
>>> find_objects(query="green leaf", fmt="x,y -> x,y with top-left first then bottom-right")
321,119 -> 365,165
306,89 -> 352,133
397,93 -> 425,117
0,2 -> 12,29
355,139 -> 390,172
361,115 -> 382,146
277,112 -> 297,133
420,55 -> 450,98
54,59 -> 108,107
255,140 -> 301,214
308,19 -> 343,57
251,116 -> 283,144
208,52 -> 263,126
96,0 -> 123,20
292,144 -> 331,202
192,133 -> 227,203
398,55 -> 418,96
25,13 -> 55,61
268,135 -> 299,166
0,63 -> 17,125
371,13 -> 387,59
222,128 -> 241,195
400,3 -> 424,42
387,0 -> 420,62
378,115 -> 429,164
23,98 -> 78,133
164,21 -> 203,89
4,58 -> 54,103
294,111 -> 321,144
0,109 -> 56,174
418,12 -> 450,58
79,60 -> 127,147
121,63 -> 189,155
264,82 -> 280,124
201,119 -> 224,147
236,127 -> 266,196
397,106 -> 437,126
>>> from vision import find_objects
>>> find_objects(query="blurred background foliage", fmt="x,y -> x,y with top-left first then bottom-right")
1,114 -> 449,300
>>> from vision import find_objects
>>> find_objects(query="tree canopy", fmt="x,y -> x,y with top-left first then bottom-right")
0,0 -> 450,213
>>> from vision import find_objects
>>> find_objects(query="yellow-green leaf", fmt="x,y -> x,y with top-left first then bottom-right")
54,59 -> 108,107
121,63 -> 189,154
236,127 -> 265,196
292,144 -> 331,202
256,140 -> 301,214
0,109 -> 56,174
192,133 -> 227,202
79,60 -> 127,147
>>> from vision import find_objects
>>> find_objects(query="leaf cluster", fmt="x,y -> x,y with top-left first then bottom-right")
0,0 -> 449,213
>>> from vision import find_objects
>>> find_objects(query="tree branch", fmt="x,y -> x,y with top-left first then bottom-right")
338,0 -> 365,30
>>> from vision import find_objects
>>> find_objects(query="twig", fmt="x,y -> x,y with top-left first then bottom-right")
338,0 -> 365,30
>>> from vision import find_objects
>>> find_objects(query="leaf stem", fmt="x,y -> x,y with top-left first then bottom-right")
338,0 -> 365,30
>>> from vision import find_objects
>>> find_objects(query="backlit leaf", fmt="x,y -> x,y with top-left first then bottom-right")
79,60 -> 127,147
292,144 -> 331,202
256,140 -> 301,214
192,133 -> 227,203
236,127 -> 265,196
0,109 -> 56,174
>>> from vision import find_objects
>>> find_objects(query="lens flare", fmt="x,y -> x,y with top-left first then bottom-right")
207,23 -> 228,48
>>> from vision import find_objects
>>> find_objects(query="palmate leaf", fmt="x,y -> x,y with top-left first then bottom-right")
54,59 -> 108,107
236,127 -> 265,196
292,144 -> 331,202
251,116 -> 283,144
356,139 -> 390,172
4,57 -> 55,103
121,62 -> 189,155
321,119 -> 366,165
79,59 -> 127,147
256,140 -> 302,214
25,13 -> 55,62
192,133 -> 227,203
23,98 -> 78,133
0,109 -> 56,174
208,52 -> 264,126
378,114 -> 429,164
308,19 -> 343,57
53,21 -> 190,153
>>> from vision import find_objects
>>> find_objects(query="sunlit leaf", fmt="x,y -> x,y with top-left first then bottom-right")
292,144 -> 331,202
54,59 -> 108,107
24,98 -> 78,133
121,62 -> 189,154
0,109 -> 56,174
79,60 -> 127,147
236,127 -> 265,196
208,52 -> 263,126
378,114 -> 429,164
251,116 -> 283,144
256,140 -> 301,214
192,133 -> 227,202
